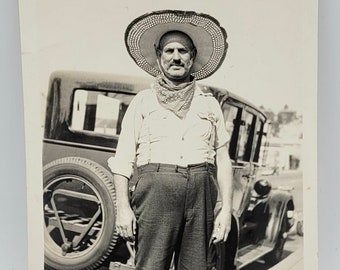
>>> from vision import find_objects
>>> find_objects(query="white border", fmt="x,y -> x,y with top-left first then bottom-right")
16,0 -> 320,269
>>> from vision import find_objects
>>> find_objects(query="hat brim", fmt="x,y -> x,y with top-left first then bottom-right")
125,10 -> 228,80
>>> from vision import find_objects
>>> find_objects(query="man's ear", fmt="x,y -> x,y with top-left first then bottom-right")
155,47 -> 163,70
155,45 -> 162,58
190,47 -> 197,60
156,57 -> 162,71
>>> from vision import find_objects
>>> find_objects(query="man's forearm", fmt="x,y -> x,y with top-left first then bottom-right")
212,145 -> 233,243
216,145 -> 233,213
113,173 -> 136,239
113,174 -> 131,209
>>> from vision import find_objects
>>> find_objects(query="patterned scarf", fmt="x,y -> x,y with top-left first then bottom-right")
153,75 -> 196,119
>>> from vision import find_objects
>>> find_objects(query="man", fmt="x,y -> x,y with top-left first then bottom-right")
108,10 -> 232,269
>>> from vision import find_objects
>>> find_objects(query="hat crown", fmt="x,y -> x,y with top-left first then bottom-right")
157,31 -> 195,51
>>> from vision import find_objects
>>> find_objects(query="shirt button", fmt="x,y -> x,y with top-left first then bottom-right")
180,155 -> 183,159
181,137 -> 184,141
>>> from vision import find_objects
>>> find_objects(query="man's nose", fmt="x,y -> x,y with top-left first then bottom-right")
172,49 -> 180,60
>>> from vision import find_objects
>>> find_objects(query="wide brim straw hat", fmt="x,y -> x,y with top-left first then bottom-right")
125,10 -> 228,80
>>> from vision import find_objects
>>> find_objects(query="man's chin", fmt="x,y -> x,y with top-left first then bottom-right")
164,75 -> 192,84
166,73 -> 185,80
161,68 -> 191,82
166,70 -> 186,78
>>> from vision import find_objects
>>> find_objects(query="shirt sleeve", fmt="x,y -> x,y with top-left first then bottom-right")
211,98 -> 230,149
107,91 -> 145,179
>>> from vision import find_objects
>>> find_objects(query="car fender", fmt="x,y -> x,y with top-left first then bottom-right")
263,189 -> 294,247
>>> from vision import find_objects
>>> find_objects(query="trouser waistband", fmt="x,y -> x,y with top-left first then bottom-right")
137,162 -> 215,174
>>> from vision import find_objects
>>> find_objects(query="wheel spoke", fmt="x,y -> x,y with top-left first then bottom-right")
43,158 -> 117,269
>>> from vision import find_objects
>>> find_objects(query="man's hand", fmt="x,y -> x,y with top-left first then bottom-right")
211,209 -> 231,244
112,173 -> 137,241
115,205 -> 137,241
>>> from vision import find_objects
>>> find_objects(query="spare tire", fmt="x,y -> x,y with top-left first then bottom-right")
43,157 -> 118,270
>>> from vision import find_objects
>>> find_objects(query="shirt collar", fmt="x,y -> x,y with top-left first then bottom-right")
194,85 -> 213,97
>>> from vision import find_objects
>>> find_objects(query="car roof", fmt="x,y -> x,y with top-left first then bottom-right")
49,70 -> 267,120
50,70 -> 152,94
206,85 -> 267,120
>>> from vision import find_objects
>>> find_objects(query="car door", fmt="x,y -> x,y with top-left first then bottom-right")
221,100 -> 257,218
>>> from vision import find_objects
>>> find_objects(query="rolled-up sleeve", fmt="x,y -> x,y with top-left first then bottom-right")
107,92 -> 144,179
212,98 -> 230,149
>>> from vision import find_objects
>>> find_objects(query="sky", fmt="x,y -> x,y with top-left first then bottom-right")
23,0 -> 313,113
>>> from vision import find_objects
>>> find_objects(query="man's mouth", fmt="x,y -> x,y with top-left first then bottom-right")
170,63 -> 184,67
170,64 -> 184,69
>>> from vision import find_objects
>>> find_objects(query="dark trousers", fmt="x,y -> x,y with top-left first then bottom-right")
131,163 -> 218,270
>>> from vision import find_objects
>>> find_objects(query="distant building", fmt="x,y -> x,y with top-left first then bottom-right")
277,104 -> 297,125
259,105 -> 302,171
265,137 -> 301,171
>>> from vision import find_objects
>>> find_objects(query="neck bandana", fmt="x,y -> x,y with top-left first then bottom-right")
153,75 -> 196,119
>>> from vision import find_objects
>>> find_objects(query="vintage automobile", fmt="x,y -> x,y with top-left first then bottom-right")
43,71 -> 295,270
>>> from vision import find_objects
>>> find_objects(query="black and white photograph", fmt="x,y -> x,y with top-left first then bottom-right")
18,1 -> 317,269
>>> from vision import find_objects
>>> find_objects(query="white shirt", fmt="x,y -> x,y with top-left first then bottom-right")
108,85 -> 230,179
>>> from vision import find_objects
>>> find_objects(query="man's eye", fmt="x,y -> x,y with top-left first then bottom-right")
178,49 -> 189,54
164,49 -> 174,54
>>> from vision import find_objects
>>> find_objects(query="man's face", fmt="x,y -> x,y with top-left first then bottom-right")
158,42 -> 194,82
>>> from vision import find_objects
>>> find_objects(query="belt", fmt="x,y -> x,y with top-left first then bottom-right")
137,162 -> 215,174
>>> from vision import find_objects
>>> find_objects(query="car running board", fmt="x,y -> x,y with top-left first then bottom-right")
236,244 -> 272,269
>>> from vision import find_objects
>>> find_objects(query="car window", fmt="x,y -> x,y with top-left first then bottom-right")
258,122 -> 270,166
253,119 -> 265,163
221,102 -> 242,160
222,103 -> 238,135
237,111 -> 256,162
71,89 -> 134,136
